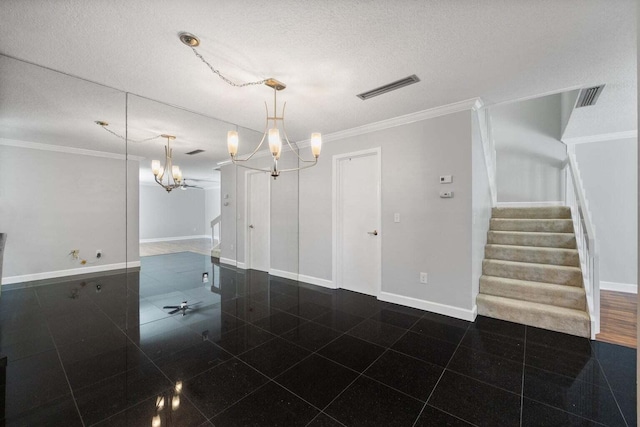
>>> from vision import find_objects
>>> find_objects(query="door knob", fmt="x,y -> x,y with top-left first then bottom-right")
249,224 -> 254,229
367,230 -> 378,236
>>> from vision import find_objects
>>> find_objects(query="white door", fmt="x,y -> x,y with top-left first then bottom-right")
335,149 -> 381,296
247,172 -> 270,272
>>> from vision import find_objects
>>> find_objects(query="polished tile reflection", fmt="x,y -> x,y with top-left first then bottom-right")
0,251 -> 636,426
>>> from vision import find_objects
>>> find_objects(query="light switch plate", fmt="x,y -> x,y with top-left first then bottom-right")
440,175 -> 453,184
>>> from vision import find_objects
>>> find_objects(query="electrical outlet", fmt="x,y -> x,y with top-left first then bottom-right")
420,272 -> 428,284
96,249 -> 102,259
202,272 -> 209,283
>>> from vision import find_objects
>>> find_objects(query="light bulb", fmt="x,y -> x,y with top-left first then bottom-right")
156,396 -> 165,410
227,131 -> 239,156
172,395 -> 180,411
152,415 -> 161,427
151,160 -> 161,176
175,381 -> 183,393
268,128 -> 282,157
172,165 -> 181,181
311,133 -> 322,158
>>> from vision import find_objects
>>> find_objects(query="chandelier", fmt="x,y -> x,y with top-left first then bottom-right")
179,32 -> 322,179
95,121 -> 186,192
227,79 -> 322,178
152,381 -> 182,426
151,134 -> 184,192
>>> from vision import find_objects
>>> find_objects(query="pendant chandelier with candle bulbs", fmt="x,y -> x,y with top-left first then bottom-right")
151,134 -> 184,192
180,33 -> 322,179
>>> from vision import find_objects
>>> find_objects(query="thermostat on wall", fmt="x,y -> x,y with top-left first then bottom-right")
440,175 -> 453,184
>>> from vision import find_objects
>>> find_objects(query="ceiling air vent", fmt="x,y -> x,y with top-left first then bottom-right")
185,149 -> 205,155
576,85 -> 605,108
357,75 -> 420,100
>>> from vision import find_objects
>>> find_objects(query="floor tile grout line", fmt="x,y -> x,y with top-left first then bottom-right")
523,396 -> 612,426
304,411 -> 348,427
310,326 -> 418,420
43,320 -> 86,427
519,325 -> 527,427
411,322 -> 472,427
589,350 -> 631,427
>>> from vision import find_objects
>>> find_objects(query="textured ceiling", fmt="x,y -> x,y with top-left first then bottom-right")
0,0 -> 636,170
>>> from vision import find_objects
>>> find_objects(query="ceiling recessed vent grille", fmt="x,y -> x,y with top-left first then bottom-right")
357,75 -> 420,100
576,85 -> 605,108
185,149 -> 205,155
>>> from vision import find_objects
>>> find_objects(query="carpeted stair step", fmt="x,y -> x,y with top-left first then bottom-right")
477,294 -> 590,338
211,247 -> 221,258
482,259 -> 583,287
479,275 -> 586,310
487,231 -> 577,249
485,244 -> 579,267
490,218 -> 573,233
491,206 -> 571,219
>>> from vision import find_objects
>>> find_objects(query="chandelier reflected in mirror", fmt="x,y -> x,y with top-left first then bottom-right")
226,79 -> 322,179
151,134 -> 184,192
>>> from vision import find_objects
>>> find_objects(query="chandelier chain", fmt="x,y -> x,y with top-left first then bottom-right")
190,47 -> 267,88
98,124 -> 163,143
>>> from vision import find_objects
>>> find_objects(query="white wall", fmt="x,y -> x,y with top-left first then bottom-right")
471,111 -> 493,307
219,166 -> 237,263
299,110 -> 476,317
204,187 -> 221,242
0,143 -> 139,284
139,184 -> 206,241
492,94 -> 567,203
574,137 -> 638,288
560,89 -> 580,138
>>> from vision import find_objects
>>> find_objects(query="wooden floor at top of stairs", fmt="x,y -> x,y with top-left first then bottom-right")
596,290 -> 637,348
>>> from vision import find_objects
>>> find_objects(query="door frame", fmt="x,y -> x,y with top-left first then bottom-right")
243,170 -> 271,271
332,147 -> 382,294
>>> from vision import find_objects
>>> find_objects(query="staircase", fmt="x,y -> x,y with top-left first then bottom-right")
477,206 -> 590,338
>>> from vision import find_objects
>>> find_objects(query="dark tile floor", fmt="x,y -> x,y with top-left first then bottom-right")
0,252 -> 636,426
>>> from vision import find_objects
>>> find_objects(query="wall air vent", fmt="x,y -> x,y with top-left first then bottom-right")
576,85 -> 605,108
357,75 -> 421,100
185,149 -> 205,155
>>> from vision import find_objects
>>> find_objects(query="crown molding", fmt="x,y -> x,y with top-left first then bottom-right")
216,98 -> 483,166
562,130 -> 637,145
0,138 -> 146,161
297,97 -> 483,148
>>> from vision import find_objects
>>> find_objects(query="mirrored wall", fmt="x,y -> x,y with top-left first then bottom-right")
0,54 -> 304,422
0,56 -> 309,322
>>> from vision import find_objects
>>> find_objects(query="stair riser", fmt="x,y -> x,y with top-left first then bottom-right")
487,232 -> 577,249
492,207 -> 571,219
490,219 -> 573,233
477,297 -> 590,338
480,277 -> 586,310
485,246 -> 579,267
482,261 -> 583,287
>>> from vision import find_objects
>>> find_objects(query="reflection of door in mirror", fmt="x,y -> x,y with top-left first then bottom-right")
246,171 -> 270,272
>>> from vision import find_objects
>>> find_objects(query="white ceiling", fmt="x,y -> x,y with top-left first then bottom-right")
0,0 -> 636,176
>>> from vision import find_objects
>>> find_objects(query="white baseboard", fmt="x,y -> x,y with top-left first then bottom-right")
298,274 -> 336,289
270,269 -> 299,281
378,291 -> 477,322
600,281 -> 638,294
237,262 -> 247,270
2,261 -> 141,285
139,235 -> 211,244
219,257 -> 236,267
496,201 -> 565,207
